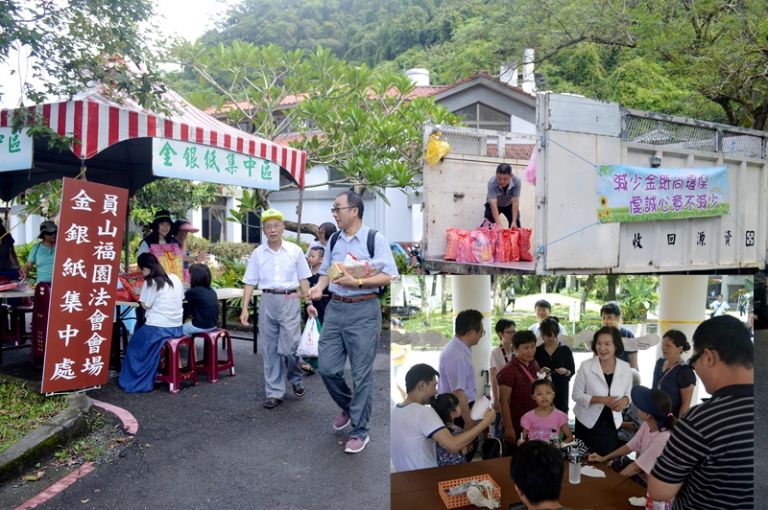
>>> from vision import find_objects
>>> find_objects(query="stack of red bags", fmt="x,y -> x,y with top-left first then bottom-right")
444,221 -> 533,264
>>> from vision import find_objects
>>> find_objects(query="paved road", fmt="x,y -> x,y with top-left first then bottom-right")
2,336 -> 391,510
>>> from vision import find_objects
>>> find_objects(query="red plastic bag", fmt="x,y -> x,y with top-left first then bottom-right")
444,228 -> 464,261
457,231 -> 475,263
470,230 -> 494,264
118,271 -> 145,302
512,227 -> 533,262
507,229 -> 520,262
497,229 -> 520,263
0,281 -> 18,292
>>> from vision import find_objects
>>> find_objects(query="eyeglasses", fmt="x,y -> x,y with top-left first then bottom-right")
688,348 -> 707,367
330,206 -> 355,214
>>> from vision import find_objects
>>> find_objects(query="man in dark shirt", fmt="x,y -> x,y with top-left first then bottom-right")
510,441 -> 569,510
648,315 -> 753,509
601,302 -> 638,369
485,163 -> 522,227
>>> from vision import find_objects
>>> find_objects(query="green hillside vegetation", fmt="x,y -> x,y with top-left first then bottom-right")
198,0 -> 767,129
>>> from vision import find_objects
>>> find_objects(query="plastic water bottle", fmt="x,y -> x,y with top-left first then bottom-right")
568,452 -> 581,485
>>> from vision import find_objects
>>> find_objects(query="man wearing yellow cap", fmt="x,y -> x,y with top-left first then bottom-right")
240,208 -> 317,409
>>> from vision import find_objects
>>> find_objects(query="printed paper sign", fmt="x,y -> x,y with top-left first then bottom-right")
596,164 -> 729,223
0,127 -> 33,171
41,179 -> 128,393
152,138 -> 280,190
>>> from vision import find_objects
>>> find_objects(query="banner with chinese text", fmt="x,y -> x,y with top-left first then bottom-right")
152,138 -> 280,190
41,179 -> 128,393
0,127 -> 33,172
596,164 -> 729,224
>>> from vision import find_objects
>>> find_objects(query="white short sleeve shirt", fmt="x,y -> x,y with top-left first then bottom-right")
140,274 -> 184,327
242,242 -> 312,290
391,402 -> 445,473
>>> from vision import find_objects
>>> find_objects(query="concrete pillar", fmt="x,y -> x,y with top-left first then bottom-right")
658,275 -> 709,400
452,275 -> 492,399
225,196 -> 242,243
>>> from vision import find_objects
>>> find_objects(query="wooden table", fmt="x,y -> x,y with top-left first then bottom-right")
0,288 -> 35,299
391,457 -> 645,510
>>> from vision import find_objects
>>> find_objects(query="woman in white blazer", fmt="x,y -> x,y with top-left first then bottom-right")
572,327 -> 633,455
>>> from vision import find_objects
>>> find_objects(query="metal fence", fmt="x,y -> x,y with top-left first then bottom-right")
428,124 -> 537,160
622,109 -> 767,160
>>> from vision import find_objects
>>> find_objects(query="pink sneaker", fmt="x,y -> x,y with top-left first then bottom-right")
344,436 -> 370,454
333,410 -> 351,430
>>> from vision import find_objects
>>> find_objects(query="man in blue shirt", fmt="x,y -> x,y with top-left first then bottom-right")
308,191 -> 398,454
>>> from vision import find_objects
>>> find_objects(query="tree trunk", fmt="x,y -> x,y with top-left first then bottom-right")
607,275 -> 618,301
419,276 -> 429,326
580,275 -> 596,314
441,275 -> 448,315
283,220 -> 319,236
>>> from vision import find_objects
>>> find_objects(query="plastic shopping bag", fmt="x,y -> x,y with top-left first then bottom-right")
512,227 -> 533,262
297,317 -> 320,358
425,132 -> 451,165
444,228 -> 464,260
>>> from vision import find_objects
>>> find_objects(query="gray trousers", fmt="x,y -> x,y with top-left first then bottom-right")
318,298 -> 381,439
258,293 -> 303,399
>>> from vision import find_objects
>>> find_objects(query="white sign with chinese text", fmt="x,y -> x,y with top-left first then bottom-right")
0,127 -> 33,171
151,138 -> 280,190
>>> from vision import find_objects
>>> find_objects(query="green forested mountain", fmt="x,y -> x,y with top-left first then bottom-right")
200,0 -> 768,129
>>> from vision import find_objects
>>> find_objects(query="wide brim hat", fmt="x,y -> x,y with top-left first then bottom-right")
630,386 -> 665,422
38,220 -> 57,238
153,209 -> 173,224
174,219 -> 199,233
261,208 -> 284,223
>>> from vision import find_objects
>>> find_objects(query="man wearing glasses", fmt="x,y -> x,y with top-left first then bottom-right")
649,315 -> 753,509
438,309 -> 486,460
308,190 -> 398,454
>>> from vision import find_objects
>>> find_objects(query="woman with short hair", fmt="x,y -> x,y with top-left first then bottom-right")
572,326 -> 634,455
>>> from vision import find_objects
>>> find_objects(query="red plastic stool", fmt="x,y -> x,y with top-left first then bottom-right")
155,336 -> 199,393
192,329 -> 235,383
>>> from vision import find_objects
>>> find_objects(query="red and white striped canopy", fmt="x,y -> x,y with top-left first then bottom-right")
0,86 -> 306,187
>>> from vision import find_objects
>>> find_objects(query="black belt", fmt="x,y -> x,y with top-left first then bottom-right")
331,293 -> 378,303
262,288 -> 298,295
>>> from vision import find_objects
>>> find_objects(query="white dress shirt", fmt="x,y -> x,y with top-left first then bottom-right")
242,242 -> 312,290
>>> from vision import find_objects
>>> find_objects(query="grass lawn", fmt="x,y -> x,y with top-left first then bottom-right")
0,380 -> 67,454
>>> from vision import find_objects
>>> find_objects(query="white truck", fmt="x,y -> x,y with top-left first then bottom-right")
423,93 -> 766,275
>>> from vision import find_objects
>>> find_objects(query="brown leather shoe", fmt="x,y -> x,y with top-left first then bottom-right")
263,397 -> 283,409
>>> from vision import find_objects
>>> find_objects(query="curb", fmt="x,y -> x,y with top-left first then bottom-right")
0,382 -> 91,483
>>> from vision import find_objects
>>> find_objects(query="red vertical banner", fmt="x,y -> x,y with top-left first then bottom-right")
41,178 -> 128,393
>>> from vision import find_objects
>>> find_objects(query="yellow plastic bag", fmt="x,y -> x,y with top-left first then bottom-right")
425,132 -> 450,165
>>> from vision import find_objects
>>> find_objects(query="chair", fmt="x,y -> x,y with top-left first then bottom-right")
192,329 -> 235,383
155,336 -> 199,393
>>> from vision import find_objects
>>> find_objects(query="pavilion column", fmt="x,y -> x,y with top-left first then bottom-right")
452,275 -> 492,399
657,275 -> 709,400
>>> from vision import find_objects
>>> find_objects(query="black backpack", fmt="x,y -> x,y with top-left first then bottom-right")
328,228 -> 386,295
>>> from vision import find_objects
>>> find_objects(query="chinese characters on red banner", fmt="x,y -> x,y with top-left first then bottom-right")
41,179 -> 128,393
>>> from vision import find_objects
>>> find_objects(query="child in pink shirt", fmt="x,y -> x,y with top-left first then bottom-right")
588,386 -> 675,486
520,379 -> 574,444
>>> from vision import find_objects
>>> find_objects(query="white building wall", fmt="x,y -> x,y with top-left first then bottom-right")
510,115 -> 536,135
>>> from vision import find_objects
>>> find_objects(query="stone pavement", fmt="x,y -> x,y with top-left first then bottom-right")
0,335 -> 391,510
